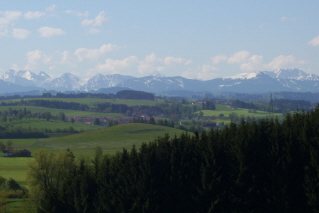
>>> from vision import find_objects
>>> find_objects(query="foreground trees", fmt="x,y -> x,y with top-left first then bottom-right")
27,107 -> 319,212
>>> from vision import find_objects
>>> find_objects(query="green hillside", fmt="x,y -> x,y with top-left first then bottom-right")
33,123 -> 186,156
0,123 -> 185,189
0,106 -> 125,117
201,108 -> 282,118
6,119 -> 102,131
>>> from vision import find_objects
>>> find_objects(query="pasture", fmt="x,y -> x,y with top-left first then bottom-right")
201,104 -> 283,119
0,123 -> 186,189
33,123 -> 186,156
0,106 -> 125,118
5,119 -> 102,132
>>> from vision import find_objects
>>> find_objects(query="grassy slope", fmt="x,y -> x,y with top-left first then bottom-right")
198,104 -> 283,124
0,123 -> 185,188
33,123 -> 186,156
0,106 -> 125,117
6,119 -> 102,131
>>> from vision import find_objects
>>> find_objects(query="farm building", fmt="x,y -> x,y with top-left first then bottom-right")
203,122 -> 217,128
2,149 -> 31,157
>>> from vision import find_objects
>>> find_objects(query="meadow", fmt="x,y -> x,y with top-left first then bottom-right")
5,119 -> 102,132
33,123 -> 185,156
0,123 -> 185,189
200,104 -> 283,123
0,106 -> 125,118
0,101 -> 286,212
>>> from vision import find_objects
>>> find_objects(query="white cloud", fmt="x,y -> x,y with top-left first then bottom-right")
91,53 -> 192,76
46,5 -> 57,12
265,55 -> 306,70
75,44 -> 118,61
38,27 -> 66,37
0,11 -> 22,37
258,23 -> 267,29
212,54 -> 227,64
24,11 -> 45,20
12,28 -> 30,39
81,11 -> 108,27
182,64 -> 219,80
240,55 -> 264,71
137,54 -> 164,74
61,51 -> 76,67
137,53 -> 192,75
164,56 -> 192,65
0,11 -> 22,22
11,64 -> 20,71
65,10 -> 89,17
25,50 -> 51,70
308,35 -> 319,46
280,17 -> 298,22
212,51 -> 306,72
95,56 -> 138,72
87,28 -> 100,34
227,51 -> 250,64
0,26 -> 9,37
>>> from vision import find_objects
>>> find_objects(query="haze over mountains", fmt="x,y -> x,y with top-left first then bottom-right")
1,68 -> 319,94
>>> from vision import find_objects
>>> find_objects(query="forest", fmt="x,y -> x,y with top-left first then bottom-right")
26,105 -> 319,212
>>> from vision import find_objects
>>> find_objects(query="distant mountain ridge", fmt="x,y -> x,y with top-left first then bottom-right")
1,68 -> 319,94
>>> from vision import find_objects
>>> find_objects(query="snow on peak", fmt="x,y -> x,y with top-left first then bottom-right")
225,72 -> 259,80
149,71 -> 165,78
18,70 -> 34,80
264,68 -> 319,80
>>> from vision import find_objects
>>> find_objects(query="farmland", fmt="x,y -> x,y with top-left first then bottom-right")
0,95 -> 307,212
0,105 -> 125,117
0,123 -> 185,189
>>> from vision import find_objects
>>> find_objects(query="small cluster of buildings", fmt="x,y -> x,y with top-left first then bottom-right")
2,149 -> 31,157
66,116 -> 133,126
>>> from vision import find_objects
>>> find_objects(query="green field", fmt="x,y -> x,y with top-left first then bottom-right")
33,123 -> 185,156
0,123 -> 185,189
2,98 -> 158,107
0,106 -> 125,117
201,104 -> 283,119
0,157 -> 33,188
5,119 -> 102,132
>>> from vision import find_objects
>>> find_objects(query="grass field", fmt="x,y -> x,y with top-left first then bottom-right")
0,157 -> 32,188
0,106 -> 125,118
33,123 -> 186,156
201,104 -> 283,119
2,98 -> 159,107
0,123 -> 186,190
5,119 -> 103,132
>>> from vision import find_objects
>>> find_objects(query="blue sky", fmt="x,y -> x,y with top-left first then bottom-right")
0,0 -> 318,80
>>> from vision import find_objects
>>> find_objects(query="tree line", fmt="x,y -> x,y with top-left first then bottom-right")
231,98 -> 313,113
26,105 -> 319,212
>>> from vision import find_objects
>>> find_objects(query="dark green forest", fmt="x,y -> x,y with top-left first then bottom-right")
27,106 -> 319,212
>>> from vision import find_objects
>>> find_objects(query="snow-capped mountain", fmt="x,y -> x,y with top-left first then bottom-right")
149,71 -> 166,78
1,68 -> 319,94
116,75 -> 207,93
224,72 -> 260,80
207,72 -> 289,93
0,70 -> 51,87
262,69 -> 319,81
80,74 -> 135,91
45,73 -> 83,91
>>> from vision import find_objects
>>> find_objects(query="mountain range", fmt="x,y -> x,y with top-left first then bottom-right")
1,68 -> 319,95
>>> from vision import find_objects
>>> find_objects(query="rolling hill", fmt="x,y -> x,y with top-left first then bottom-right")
32,123 -> 186,155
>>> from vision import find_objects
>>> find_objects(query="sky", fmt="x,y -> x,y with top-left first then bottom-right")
0,0 -> 318,80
